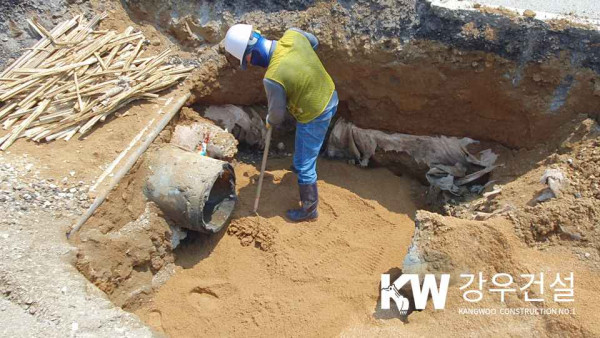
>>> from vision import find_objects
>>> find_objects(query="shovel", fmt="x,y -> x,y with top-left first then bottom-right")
253,126 -> 273,213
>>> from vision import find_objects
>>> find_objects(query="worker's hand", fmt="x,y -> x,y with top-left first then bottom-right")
265,114 -> 272,129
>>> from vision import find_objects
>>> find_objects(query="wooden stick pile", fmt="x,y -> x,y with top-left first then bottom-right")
0,13 -> 194,150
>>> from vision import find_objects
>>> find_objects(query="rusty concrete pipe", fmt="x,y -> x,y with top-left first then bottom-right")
144,144 -> 236,233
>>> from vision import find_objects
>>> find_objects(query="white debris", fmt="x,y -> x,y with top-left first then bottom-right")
169,225 -> 188,249
483,185 -> 502,198
537,168 -> 565,202
170,121 -> 238,159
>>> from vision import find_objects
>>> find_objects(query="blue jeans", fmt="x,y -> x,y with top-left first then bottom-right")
293,104 -> 337,185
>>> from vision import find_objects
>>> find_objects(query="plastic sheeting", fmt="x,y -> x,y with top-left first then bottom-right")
326,118 -> 498,195
204,104 -> 267,148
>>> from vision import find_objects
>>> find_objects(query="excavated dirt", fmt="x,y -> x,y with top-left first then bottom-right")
380,211 -> 600,337
72,144 -> 176,308
76,201 -> 176,307
509,119 -> 600,249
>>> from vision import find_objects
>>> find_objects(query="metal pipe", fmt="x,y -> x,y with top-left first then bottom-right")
144,144 -> 236,233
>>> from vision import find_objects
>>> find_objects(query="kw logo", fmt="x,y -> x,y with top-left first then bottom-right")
381,274 -> 450,314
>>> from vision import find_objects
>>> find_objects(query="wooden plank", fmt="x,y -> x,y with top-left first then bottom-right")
125,39 -> 144,71
0,99 -> 50,150
94,52 -> 107,70
0,78 -> 41,101
32,129 -> 52,142
13,58 -> 98,76
74,72 -> 84,111
0,102 -> 18,120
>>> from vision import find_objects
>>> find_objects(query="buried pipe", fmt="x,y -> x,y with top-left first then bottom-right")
144,144 -> 236,233
326,118 -> 499,195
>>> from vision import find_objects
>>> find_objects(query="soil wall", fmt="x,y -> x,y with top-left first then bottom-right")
123,0 -> 600,148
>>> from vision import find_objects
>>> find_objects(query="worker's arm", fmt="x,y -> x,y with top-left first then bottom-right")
263,78 -> 287,126
289,28 -> 318,50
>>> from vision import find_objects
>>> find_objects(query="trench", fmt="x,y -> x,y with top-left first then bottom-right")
73,89 -> 504,335
69,0 -> 600,336
73,74 -> 582,336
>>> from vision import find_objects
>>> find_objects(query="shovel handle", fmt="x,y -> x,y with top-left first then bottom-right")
253,127 -> 273,213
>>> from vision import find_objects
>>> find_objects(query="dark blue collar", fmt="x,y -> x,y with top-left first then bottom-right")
249,36 -> 274,68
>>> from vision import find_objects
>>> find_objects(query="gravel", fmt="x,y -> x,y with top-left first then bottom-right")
0,159 -> 92,215
0,153 -> 154,337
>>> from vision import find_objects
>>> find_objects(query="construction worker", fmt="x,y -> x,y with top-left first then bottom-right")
224,24 -> 338,222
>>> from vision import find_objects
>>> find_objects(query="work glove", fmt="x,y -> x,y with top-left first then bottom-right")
265,114 -> 272,129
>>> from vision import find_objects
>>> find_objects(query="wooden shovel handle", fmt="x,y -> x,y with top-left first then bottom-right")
253,126 -> 273,213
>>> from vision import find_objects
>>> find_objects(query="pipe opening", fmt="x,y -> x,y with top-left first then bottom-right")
203,165 -> 236,232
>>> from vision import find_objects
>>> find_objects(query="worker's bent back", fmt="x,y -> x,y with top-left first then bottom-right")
265,29 -> 335,123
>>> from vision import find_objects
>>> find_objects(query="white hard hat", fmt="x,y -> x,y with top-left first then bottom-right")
224,24 -> 253,65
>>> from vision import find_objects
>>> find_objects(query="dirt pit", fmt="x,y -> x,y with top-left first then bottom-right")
65,83 -> 600,337
65,111 -> 600,337
135,158 -> 419,336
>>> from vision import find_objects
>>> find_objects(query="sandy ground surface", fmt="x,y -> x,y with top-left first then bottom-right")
131,135 -> 600,337
134,158 -> 419,337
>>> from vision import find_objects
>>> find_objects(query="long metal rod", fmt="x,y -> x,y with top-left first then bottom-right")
253,127 -> 273,213
67,92 -> 190,238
